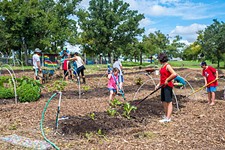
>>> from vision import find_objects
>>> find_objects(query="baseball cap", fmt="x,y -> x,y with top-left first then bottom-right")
200,61 -> 207,66
63,47 -> 67,51
34,48 -> 41,53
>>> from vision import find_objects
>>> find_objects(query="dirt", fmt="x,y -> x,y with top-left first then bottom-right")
1,67 -> 225,150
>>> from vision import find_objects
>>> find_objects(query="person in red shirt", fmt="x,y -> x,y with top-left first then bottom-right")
155,53 -> 177,123
201,62 -> 218,105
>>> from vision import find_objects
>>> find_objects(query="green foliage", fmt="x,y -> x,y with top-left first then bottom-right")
47,80 -> 67,92
109,98 -> 122,108
77,0 -> 144,58
107,108 -> 117,117
82,85 -> 90,91
122,102 -> 137,119
0,87 -> 14,99
17,83 -> 41,102
134,77 -> 143,85
89,113 -> 95,120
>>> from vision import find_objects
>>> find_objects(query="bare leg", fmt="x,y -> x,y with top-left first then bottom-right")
208,92 -> 211,104
210,92 -> 215,105
166,102 -> 173,119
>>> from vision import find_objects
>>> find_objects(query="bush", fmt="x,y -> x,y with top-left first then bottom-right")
17,84 -> 41,102
0,87 -> 14,99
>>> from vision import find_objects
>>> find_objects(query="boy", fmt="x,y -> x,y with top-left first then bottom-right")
201,61 -> 218,105
173,75 -> 186,89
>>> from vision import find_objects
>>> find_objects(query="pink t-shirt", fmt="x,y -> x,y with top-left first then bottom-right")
108,74 -> 118,89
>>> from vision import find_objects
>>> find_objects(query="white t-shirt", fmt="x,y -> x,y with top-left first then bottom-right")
76,56 -> 84,68
113,60 -> 123,75
33,54 -> 40,69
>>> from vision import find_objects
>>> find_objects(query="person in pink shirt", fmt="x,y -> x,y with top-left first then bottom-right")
108,67 -> 120,102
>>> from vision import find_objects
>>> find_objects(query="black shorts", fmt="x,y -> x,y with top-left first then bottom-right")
64,70 -> 69,77
161,85 -> 173,102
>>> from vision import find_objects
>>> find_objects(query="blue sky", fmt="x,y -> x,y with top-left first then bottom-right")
68,0 -> 225,51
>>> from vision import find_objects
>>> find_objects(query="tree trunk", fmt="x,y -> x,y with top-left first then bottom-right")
140,49 -> 142,65
108,53 -> 111,64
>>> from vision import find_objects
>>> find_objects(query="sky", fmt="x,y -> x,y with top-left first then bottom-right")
67,0 -> 225,51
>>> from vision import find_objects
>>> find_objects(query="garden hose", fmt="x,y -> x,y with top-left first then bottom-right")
40,92 -> 60,150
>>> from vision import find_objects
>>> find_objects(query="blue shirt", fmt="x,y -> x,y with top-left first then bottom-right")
59,50 -> 70,63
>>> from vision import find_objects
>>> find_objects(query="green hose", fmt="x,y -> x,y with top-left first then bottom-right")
40,92 -> 60,150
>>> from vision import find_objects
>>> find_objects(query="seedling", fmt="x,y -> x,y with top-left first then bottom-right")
82,85 -> 90,91
107,108 -> 117,117
123,102 -> 137,119
47,80 -> 67,92
89,113 -> 95,120
109,98 -> 122,108
135,77 -> 143,85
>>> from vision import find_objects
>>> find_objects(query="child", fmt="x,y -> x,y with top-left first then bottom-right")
200,61 -> 218,105
107,67 -> 120,102
173,75 -> 186,89
63,58 -> 70,81
155,53 -> 177,123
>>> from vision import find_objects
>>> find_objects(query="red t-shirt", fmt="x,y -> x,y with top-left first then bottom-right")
202,66 -> 218,87
160,63 -> 173,88
63,60 -> 69,70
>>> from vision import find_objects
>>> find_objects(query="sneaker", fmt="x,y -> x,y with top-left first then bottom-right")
162,115 -> 166,119
159,118 -> 171,123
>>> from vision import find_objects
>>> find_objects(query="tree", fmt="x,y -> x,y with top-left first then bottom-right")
77,0 -> 144,63
0,0 -> 81,65
200,19 -> 225,68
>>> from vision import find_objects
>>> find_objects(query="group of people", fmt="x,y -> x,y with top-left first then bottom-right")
32,47 -> 86,84
59,47 -> 86,84
155,53 -> 218,123
33,48 -> 218,124
107,53 -> 218,123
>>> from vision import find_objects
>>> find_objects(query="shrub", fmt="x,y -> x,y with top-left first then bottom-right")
17,84 -> 41,102
0,87 -> 14,99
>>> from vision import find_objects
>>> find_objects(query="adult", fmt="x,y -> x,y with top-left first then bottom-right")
32,48 -> 42,82
113,58 -> 124,91
59,47 -> 70,69
201,61 -> 218,105
67,52 -> 86,84
155,53 -> 177,123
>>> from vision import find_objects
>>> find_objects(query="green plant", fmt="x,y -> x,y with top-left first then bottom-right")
107,108 -> 117,117
82,85 -> 90,91
47,80 -> 67,92
84,132 -> 93,140
17,84 -> 41,102
123,102 -> 137,119
109,98 -> 122,108
135,77 -> 143,85
0,87 -> 14,99
89,113 -> 95,120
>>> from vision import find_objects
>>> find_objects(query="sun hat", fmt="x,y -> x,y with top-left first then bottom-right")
34,48 -> 41,53
63,47 -> 67,51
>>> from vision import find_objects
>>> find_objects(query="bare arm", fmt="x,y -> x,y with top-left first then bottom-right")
165,65 -> 177,85
108,73 -> 112,79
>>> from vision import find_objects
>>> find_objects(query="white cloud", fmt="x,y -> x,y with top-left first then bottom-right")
170,23 -> 207,43
139,18 -> 154,27
124,0 -> 217,20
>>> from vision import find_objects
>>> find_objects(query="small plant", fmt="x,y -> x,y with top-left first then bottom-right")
47,80 -> 67,92
109,98 -> 122,108
84,132 -> 93,140
123,102 -> 137,119
82,85 -> 90,91
97,129 -> 103,136
89,113 -> 95,120
107,108 -> 117,117
135,77 -> 143,85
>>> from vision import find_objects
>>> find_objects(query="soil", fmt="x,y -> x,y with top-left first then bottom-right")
1,67 -> 225,150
